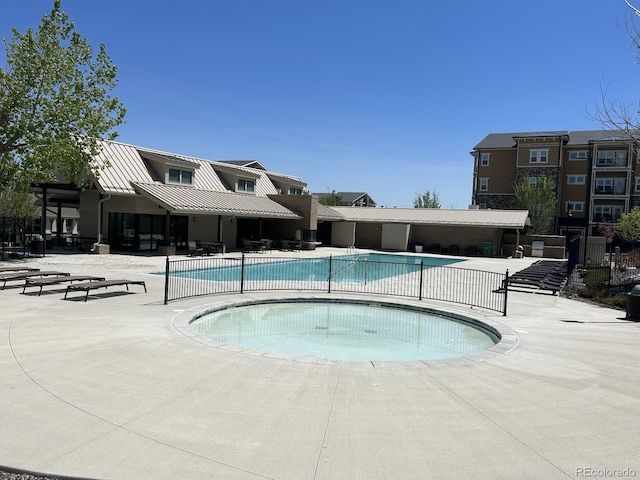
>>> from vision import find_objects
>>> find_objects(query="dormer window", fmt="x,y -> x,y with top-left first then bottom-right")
237,179 -> 255,192
289,187 -> 303,195
168,168 -> 193,185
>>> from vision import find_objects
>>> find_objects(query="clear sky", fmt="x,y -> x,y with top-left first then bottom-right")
2,1 -> 639,208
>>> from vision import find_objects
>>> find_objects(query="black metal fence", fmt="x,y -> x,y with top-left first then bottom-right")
1,216 -> 43,260
163,254 -> 509,315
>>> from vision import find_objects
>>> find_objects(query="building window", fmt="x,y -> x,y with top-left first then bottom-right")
596,150 -> 628,167
567,175 -> 586,185
593,205 -> 623,223
567,201 -> 584,213
481,153 -> 490,166
528,176 -> 537,186
569,151 -> 587,160
237,179 -> 255,192
479,178 -> 488,191
288,187 -> 302,195
168,168 -> 193,185
530,149 -> 548,163
595,178 -> 614,194
635,177 -> 640,191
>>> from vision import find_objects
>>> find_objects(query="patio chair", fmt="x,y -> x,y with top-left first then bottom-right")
447,244 -> 461,255
465,245 -> 481,256
427,243 -> 441,254
188,241 -> 204,256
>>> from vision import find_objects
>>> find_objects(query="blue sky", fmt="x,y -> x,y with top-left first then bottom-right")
2,1 -> 639,208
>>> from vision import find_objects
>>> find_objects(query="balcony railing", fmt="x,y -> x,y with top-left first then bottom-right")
593,186 -> 627,195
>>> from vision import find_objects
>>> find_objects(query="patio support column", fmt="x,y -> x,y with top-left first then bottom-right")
40,185 -> 47,240
165,211 -> 171,245
56,201 -> 63,244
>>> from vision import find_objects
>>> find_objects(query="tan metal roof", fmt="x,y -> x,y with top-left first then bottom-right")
93,141 -> 156,194
317,203 -> 345,220
328,207 -> 530,228
92,140 -> 294,197
132,182 -> 302,218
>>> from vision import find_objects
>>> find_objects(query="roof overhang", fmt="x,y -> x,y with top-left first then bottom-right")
326,207 -> 530,228
132,182 -> 302,219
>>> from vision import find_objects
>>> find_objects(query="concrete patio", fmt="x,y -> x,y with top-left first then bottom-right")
0,249 -> 638,479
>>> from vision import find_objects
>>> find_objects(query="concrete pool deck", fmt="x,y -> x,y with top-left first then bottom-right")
0,248 -> 638,480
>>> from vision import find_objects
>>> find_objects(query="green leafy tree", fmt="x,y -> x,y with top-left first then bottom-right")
319,190 -> 343,206
513,177 -> 557,234
616,206 -> 640,244
413,190 -> 441,208
0,188 -> 37,219
0,0 -> 126,191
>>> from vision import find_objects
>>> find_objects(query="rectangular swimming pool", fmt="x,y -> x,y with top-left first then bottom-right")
170,253 -> 463,283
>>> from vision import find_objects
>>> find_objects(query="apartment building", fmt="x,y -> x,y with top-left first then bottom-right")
471,130 -> 640,237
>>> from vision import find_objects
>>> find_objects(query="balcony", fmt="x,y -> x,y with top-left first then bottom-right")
593,187 -> 627,196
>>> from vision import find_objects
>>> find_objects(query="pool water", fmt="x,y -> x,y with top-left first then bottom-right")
190,300 -> 498,361
175,253 -> 462,283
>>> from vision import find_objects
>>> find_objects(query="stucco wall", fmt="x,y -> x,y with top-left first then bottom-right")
410,225 -> 500,254
355,223 -> 382,249
381,223 -> 410,251
332,222 -> 355,247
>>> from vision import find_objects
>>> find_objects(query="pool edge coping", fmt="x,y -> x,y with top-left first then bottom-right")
170,292 -> 519,367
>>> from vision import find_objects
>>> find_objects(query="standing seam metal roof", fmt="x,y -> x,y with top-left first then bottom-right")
328,207 -> 529,228
92,140 -> 304,198
133,183 -> 301,218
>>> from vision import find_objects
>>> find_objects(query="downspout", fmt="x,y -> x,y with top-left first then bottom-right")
94,194 -> 111,248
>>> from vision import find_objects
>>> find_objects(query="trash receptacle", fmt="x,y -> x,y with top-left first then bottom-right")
30,240 -> 44,256
626,285 -> 640,320
482,241 -> 493,257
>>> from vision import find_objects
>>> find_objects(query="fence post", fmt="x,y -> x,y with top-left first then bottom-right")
418,260 -> 424,300
503,270 -> 509,316
240,253 -> 246,293
327,255 -> 332,293
163,256 -> 170,305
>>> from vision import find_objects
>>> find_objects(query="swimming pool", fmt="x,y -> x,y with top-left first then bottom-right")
188,298 -> 500,362
173,252 -> 462,283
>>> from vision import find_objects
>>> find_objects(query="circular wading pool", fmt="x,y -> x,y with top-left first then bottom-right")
188,299 -> 503,362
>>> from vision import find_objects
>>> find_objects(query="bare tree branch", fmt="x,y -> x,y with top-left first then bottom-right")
625,0 -> 640,17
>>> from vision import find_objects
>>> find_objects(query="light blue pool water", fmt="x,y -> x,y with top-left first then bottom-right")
190,299 -> 498,361
174,253 -> 462,283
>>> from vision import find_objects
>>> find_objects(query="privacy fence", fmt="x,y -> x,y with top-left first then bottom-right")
163,254 -> 509,315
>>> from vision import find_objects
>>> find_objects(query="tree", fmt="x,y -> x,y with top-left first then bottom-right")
0,0 -> 126,192
413,190 -> 441,208
513,177 -> 557,234
0,188 -> 37,219
616,206 -> 640,244
590,1 -> 640,137
319,190 -> 343,206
